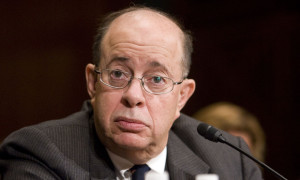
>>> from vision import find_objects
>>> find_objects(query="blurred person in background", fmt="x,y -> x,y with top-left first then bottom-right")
193,102 -> 266,163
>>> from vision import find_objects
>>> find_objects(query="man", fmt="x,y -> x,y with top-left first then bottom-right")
0,6 -> 262,180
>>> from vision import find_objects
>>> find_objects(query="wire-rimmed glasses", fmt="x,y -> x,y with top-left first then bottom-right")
94,68 -> 184,95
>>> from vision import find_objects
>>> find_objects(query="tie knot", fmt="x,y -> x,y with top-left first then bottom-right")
130,164 -> 151,180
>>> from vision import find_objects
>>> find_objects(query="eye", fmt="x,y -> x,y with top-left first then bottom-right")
152,76 -> 163,84
110,70 -> 128,80
144,75 -> 167,85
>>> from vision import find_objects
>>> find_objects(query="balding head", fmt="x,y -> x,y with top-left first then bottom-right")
93,6 -> 193,77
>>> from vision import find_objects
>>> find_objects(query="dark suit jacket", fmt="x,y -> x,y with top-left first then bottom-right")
0,101 -> 262,180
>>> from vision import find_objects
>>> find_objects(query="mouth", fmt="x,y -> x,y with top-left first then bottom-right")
114,117 -> 147,132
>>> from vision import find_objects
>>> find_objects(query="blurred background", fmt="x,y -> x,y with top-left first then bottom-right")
0,0 -> 299,179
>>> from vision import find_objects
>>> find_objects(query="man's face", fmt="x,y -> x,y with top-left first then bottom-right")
86,10 -> 195,163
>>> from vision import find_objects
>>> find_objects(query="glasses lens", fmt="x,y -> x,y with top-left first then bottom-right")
101,69 -> 130,88
142,75 -> 172,94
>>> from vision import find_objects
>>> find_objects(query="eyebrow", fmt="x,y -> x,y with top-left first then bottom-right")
148,61 -> 170,75
106,56 -> 129,68
106,56 -> 171,75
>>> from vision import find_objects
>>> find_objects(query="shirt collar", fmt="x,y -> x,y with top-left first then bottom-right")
107,147 -> 167,179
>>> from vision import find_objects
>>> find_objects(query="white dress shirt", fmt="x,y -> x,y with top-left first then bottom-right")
107,147 -> 167,180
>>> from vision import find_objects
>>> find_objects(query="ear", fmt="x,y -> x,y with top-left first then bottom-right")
177,79 -> 196,112
85,64 -> 97,98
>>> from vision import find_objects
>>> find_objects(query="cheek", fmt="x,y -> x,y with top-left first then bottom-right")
93,91 -> 122,129
146,94 -> 179,136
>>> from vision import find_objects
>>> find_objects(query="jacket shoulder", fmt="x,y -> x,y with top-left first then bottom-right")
0,101 -> 93,179
170,113 -> 262,180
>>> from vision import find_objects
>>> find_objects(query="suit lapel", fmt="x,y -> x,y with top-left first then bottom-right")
88,115 -> 116,180
89,141 -> 116,180
167,130 -> 210,180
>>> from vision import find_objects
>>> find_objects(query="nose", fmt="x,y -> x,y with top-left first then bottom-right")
121,78 -> 146,107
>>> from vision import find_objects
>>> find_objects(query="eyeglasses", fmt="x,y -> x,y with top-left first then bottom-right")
94,69 -> 184,95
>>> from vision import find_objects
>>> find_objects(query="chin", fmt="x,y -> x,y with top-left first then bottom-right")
113,133 -> 151,150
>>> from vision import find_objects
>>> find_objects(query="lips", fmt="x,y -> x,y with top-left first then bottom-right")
114,117 -> 147,132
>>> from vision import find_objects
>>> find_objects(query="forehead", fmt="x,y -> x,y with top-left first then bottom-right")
101,10 -> 183,61
109,10 -> 182,37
